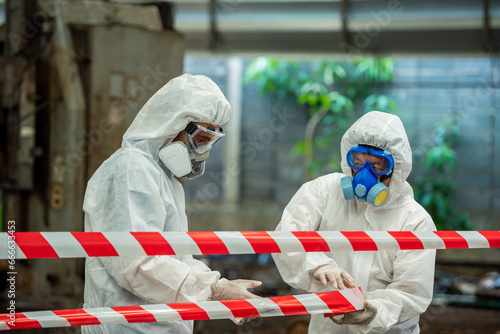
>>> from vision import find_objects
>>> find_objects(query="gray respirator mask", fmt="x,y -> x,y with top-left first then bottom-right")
158,122 -> 224,180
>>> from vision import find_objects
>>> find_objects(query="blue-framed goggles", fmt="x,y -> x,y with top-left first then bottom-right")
346,144 -> 394,176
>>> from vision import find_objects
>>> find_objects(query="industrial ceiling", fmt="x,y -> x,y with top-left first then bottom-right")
168,0 -> 500,54
1,0 -> 499,54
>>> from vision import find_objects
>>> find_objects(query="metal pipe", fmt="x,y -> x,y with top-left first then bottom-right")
209,0 -> 219,50
482,0 -> 491,52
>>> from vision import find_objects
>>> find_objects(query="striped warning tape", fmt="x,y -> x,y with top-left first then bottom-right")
0,288 -> 363,330
1,231 -> 499,259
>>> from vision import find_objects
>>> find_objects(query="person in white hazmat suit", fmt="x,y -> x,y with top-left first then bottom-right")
82,74 -> 261,334
272,111 -> 436,334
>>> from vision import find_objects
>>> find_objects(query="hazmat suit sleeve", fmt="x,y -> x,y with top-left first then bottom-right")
358,218 -> 436,333
86,154 -> 220,304
272,177 -> 341,292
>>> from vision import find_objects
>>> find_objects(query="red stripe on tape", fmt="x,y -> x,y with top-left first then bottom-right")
434,231 -> 469,249
1,313 -> 43,329
241,231 -> 281,254
167,302 -> 210,321
53,309 -> 101,326
111,305 -> 156,324
292,231 -> 331,252
14,232 -> 59,258
317,290 -> 358,316
131,232 -> 176,256
340,231 -> 378,251
388,231 -> 424,250
0,313 -> 16,329
71,232 -> 119,257
220,299 -> 260,318
478,231 -> 500,248
187,231 -> 230,255
269,295 -> 308,316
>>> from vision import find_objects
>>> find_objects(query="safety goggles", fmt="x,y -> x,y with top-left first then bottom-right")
186,122 -> 225,154
346,144 -> 394,176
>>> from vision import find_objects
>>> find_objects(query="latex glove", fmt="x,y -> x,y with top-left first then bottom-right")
210,278 -> 262,326
331,300 -> 377,325
311,264 -> 355,290
210,278 -> 262,301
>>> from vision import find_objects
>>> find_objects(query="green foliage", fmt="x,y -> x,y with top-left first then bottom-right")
243,56 -> 396,180
242,58 -> 305,101
363,94 -> 397,113
351,57 -> 394,83
413,118 -> 474,230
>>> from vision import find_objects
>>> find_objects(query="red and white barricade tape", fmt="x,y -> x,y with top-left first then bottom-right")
1,231 -> 499,259
0,288 -> 363,330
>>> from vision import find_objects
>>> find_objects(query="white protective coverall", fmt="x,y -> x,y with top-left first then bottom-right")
82,74 -> 231,334
272,111 -> 436,334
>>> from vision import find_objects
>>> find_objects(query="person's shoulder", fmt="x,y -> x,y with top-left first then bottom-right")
120,149 -> 165,178
400,199 -> 436,231
91,149 -> 163,182
310,172 -> 345,186
301,172 -> 346,200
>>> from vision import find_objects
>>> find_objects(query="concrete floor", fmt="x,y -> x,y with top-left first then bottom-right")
420,305 -> 500,334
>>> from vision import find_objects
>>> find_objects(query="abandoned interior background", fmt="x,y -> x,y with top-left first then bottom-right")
0,0 -> 499,333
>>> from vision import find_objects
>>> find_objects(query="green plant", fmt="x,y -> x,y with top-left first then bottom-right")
242,58 -> 306,101
243,57 -> 397,181
413,118 -> 474,230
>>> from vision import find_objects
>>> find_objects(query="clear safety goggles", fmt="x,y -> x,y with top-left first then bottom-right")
186,122 -> 225,154
346,144 -> 394,175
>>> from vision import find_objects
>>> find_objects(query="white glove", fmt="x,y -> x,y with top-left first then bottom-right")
311,264 -> 355,290
210,278 -> 262,326
210,278 -> 262,301
331,300 -> 377,325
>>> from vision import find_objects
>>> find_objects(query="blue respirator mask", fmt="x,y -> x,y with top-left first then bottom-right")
340,144 -> 394,207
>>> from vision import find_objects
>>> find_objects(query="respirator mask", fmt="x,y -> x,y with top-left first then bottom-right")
159,122 -> 225,179
340,144 -> 394,207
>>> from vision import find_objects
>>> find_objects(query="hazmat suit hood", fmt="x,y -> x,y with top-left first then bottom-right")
340,111 -> 413,208
122,73 -> 231,162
